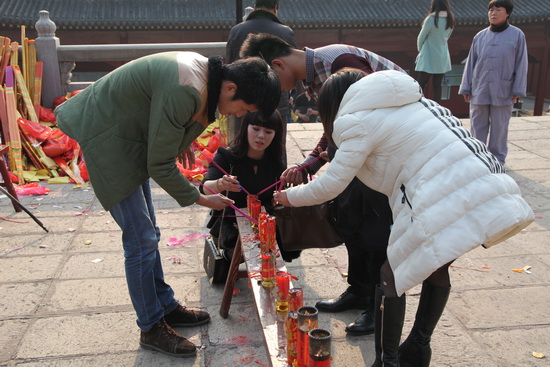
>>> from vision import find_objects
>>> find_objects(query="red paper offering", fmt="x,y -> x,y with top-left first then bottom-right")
286,311 -> 299,366
259,211 -> 268,247
289,288 -> 304,312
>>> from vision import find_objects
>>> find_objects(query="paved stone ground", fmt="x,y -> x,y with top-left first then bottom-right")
1,116 -> 549,367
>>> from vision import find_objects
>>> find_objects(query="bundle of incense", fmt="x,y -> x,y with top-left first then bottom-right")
4,67 -> 24,183
13,65 -> 38,122
0,37 -> 11,86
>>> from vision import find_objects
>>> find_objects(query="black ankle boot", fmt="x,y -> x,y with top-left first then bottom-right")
399,281 -> 451,367
371,286 -> 406,367
346,307 -> 375,335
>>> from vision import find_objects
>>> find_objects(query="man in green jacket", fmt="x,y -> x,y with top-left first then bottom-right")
56,52 -> 280,358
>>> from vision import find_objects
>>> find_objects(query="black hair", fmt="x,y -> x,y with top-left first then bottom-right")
239,33 -> 293,65
255,0 -> 279,9
488,0 -> 513,15
222,57 -> 281,120
318,69 -> 368,148
230,110 -> 285,172
428,0 -> 455,29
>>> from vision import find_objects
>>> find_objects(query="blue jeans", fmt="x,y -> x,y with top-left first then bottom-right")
110,180 -> 178,331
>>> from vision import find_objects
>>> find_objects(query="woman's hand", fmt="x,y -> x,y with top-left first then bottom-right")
196,193 -> 234,210
216,175 -> 241,192
273,190 -> 291,207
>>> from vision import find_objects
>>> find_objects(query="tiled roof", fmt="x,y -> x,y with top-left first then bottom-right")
1,0 -> 549,31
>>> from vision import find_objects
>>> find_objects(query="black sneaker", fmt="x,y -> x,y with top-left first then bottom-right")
140,319 -> 197,358
164,304 -> 211,327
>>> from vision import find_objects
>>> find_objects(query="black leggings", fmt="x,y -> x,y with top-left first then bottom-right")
379,260 -> 453,298
416,72 -> 444,101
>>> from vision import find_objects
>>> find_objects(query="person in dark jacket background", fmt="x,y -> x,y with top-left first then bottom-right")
226,0 -> 296,163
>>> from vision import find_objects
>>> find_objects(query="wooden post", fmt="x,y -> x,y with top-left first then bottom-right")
34,10 -> 63,109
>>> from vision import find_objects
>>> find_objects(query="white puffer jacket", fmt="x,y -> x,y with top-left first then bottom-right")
286,70 -> 534,296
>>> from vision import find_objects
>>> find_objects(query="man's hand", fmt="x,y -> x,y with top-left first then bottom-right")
178,146 -> 196,169
196,193 -> 234,210
282,165 -> 308,186
462,94 -> 471,103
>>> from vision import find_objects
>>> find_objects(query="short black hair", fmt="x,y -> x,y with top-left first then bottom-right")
239,33 -> 293,64
255,0 -> 279,9
223,57 -> 281,120
488,0 -> 513,15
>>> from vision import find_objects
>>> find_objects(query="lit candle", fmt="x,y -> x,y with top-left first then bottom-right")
247,194 -> 258,215
286,311 -> 299,366
289,288 -> 304,312
308,328 -> 332,367
276,272 -> 290,313
250,199 -> 261,229
266,216 -> 277,252
261,251 -> 275,288
297,306 -> 319,367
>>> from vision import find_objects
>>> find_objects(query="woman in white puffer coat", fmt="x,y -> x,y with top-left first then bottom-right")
274,69 -> 534,367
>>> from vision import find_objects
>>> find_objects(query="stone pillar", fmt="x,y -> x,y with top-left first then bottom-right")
34,10 -> 63,109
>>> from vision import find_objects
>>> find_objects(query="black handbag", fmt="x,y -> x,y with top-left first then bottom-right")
203,173 -> 232,284
274,201 -> 344,251
203,235 -> 230,284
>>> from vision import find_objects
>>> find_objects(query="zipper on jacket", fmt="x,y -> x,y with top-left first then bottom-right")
380,294 -> 386,364
400,184 -> 413,222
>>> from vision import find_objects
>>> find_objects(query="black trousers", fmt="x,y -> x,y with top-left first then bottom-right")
334,177 -> 392,298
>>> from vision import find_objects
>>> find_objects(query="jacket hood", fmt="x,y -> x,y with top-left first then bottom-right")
337,70 -> 422,118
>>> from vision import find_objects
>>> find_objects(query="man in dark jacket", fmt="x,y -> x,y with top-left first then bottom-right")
226,0 -> 295,155
226,0 -> 295,64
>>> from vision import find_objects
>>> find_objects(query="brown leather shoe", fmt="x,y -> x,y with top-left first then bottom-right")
140,319 -> 197,358
164,304 -> 211,327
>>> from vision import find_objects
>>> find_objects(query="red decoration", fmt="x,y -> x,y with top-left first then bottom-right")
289,288 -> 304,312
286,311 -> 299,366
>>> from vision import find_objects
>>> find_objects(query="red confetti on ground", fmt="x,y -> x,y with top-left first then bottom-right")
0,217 -> 28,223
255,360 -> 269,366
233,288 -> 240,297
230,335 -> 253,345
450,265 -> 490,272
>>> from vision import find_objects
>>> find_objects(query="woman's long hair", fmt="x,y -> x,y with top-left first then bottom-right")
230,110 -> 285,172
428,0 -> 455,29
318,69 -> 368,148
